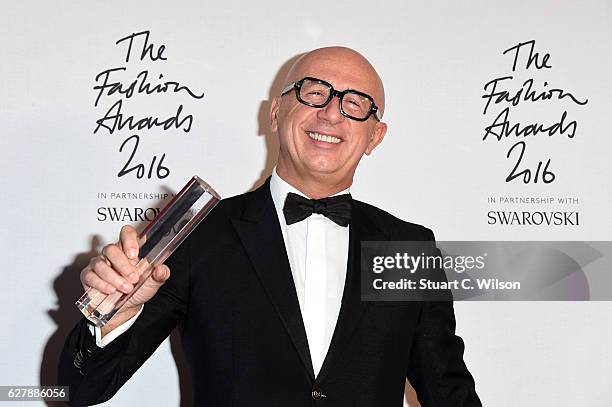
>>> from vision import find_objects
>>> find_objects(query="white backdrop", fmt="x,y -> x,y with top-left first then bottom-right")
1,1 -> 611,406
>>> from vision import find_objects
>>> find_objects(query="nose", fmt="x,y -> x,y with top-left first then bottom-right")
316,95 -> 344,124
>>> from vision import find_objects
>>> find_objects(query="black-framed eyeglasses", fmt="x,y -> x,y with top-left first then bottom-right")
280,77 -> 382,122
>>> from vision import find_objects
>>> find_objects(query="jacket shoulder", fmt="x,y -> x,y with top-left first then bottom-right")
194,182 -> 274,232
212,185 -> 265,216
353,199 -> 436,241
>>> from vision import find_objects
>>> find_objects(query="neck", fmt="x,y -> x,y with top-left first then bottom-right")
275,167 -> 351,199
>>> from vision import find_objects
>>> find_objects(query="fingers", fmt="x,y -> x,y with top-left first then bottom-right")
119,225 -> 140,260
151,264 -> 171,284
79,225 -> 168,304
102,244 -> 139,283
82,252 -> 136,294
81,261 -> 117,294
80,237 -> 139,294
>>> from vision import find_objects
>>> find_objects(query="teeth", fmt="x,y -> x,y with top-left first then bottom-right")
308,132 -> 341,144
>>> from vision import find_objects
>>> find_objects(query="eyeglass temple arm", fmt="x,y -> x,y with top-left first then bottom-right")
280,82 -> 297,96
373,106 -> 383,121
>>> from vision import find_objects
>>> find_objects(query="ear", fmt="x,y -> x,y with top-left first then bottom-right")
365,121 -> 387,155
270,96 -> 281,133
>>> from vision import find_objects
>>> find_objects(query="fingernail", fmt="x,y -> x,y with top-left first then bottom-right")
128,249 -> 138,259
128,272 -> 138,283
122,282 -> 133,292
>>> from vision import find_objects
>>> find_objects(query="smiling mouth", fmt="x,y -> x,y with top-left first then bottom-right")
307,131 -> 341,144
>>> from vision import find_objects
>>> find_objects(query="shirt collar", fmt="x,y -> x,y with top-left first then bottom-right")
270,167 -> 350,215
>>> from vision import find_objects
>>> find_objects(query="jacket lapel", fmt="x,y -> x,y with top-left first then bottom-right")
231,180 -> 315,379
316,202 -> 388,382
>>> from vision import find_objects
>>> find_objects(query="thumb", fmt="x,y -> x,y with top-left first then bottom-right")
150,264 -> 171,285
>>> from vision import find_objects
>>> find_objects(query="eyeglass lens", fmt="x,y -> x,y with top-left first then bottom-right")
299,79 -> 373,120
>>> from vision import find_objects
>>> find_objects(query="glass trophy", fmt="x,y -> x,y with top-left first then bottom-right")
75,176 -> 220,327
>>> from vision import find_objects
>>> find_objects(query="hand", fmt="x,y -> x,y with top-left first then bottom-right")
80,225 -> 171,331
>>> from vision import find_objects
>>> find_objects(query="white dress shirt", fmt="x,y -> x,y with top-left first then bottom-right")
93,169 -> 350,378
269,169 -> 349,377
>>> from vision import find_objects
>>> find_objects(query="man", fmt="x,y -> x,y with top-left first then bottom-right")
59,46 -> 481,406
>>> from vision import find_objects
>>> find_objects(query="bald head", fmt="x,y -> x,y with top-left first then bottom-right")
284,46 -> 385,116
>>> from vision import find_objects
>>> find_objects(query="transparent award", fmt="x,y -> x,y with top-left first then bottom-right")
75,176 -> 221,327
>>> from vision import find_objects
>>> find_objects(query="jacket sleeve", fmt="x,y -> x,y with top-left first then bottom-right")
405,227 -> 482,406
57,239 -> 191,406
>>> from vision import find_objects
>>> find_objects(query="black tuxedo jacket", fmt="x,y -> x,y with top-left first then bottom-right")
59,179 -> 481,406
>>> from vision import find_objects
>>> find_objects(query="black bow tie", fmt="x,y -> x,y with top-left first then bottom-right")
283,192 -> 352,227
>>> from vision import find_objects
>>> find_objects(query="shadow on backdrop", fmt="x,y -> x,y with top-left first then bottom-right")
40,189 -> 195,407
250,53 -> 303,191
40,236 -> 101,406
